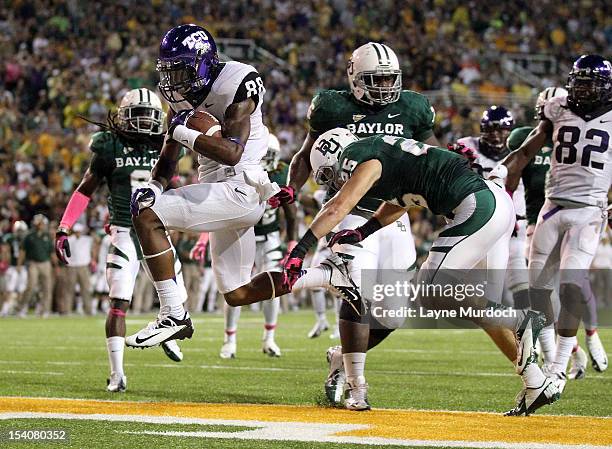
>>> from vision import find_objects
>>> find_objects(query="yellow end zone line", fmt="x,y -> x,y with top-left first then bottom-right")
0,396 -> 610,446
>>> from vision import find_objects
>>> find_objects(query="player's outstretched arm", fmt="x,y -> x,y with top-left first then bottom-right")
288,133 -> 316,191
310,160 -> 382,239
372,202 -> 407,226
503,120 -> 552,192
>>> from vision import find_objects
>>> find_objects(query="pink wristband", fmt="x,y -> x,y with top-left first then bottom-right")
59,191 -> 91,229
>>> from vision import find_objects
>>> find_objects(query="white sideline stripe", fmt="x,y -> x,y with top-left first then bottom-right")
0,359 -> 609,381
0,370 -> 63,376
0,412 -> 603,449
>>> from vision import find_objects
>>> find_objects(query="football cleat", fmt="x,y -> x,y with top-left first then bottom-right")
161,339 -> 183,362
344,376 -> 371,411
550,371 -> 568,394
262,339 -> 281,357
321,254 -> 363,315
324,345 -> 345,405
106,373 -> 127,393
586,331 -> 608,372
505,377 -> 561,416
220,341 -> 236,359
515,310 -> 546,375
308,320 -> 329,338
568,346 -> 587,380
126,312 -> 193,348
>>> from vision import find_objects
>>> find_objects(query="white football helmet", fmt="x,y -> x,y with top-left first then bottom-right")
347,42 -> 401,106
12,220 -> 28,234
118,88 -> 165,135
310,128 -> 358,186
261,133 -> 281,171
535,87 -> 567,118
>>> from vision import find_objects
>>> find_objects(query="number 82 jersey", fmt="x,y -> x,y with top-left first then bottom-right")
543,96 -> 612,208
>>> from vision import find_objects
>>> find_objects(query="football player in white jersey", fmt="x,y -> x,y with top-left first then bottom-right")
126,24 -> 284,347
504,54 -> 612,390
457,106 -> 530,310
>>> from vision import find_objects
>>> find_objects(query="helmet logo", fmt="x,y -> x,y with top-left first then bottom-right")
182,31 -> 210,51
316,137 -> 342,156
347,59 -> 354,75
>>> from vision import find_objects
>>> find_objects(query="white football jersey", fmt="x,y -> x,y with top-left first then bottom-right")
542,96 -> 612,207
169,61 -> 269,182
457,136 -> 526,217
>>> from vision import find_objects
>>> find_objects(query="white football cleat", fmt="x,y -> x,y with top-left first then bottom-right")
586,331 -> 608,372
568,345 -> 587,380
126,312 -> 193,348
106,373 -> 127,393
161,339 -> 183,362
505,377 -> 561,416
307,320 -> 329,338
220,341 -> 236,359
344,376 -> 371,411
321,254 -> 362,314
262,339 -> 281,357
515,310 -> 546,375
324,345 -> 345,405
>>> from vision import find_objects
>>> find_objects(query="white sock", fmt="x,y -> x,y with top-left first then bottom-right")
292,267 -> 329,291
224,303 -> 241,330
538,325 -> 556,364
553,335 -> 577,374
311,289 -> 327,319
343,352 -> 366,384
521,362 -> 546,388
153,279 -> 186,318
262,298 -> 279,330
106,336 -> 125,376
225,330 -> 237,344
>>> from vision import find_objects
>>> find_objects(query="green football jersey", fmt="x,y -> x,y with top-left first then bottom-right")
507,126 -> 553,225
1,233 -> 23,266
309,89 -> 436,214
88,131 -> 161,228
338,135 -> 487,217
255,162 -> 289,236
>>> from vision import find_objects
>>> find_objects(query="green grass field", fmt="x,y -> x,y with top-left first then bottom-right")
0,310 -> 610,448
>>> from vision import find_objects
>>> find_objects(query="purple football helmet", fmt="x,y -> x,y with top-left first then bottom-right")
479,105 -> 514,159
156,24 -> 219,103
566,54 -> 612,113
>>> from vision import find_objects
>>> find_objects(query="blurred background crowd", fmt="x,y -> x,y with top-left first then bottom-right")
0,0 -> 611,316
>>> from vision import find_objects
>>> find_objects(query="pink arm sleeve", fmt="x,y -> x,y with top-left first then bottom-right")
59,191 -> 91,229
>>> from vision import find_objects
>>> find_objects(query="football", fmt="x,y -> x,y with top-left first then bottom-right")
186,110 -> 222,137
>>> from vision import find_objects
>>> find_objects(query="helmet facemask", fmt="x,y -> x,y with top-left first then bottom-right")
156,50 -> 218,103
566,75 -> 610,113
314,165 -> 338,187
354,69 -> 402,106
118,105 -> 165,135
261,147 -> 280,171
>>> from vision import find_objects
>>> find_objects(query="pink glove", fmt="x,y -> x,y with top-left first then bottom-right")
328,229 -> 364,247
190,232 -> 210,262
55,233 -> 71,264
268,185 -> 296,209
281,240 -> 298,266
282,255 -> 304,290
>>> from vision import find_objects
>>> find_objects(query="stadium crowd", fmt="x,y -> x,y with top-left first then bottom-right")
1,0 -> 611,316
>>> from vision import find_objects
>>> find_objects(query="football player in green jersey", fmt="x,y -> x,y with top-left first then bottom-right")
54,88 -> 187,392
280,128 -> 560,415
0,220 -> 29,316
506,87 -> 607,377
268,42 -> 438,409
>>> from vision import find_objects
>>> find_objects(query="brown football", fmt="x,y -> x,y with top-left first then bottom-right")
186,110 -> 222,137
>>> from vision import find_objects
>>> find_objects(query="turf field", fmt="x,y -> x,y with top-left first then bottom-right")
0,310 -> 610,448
